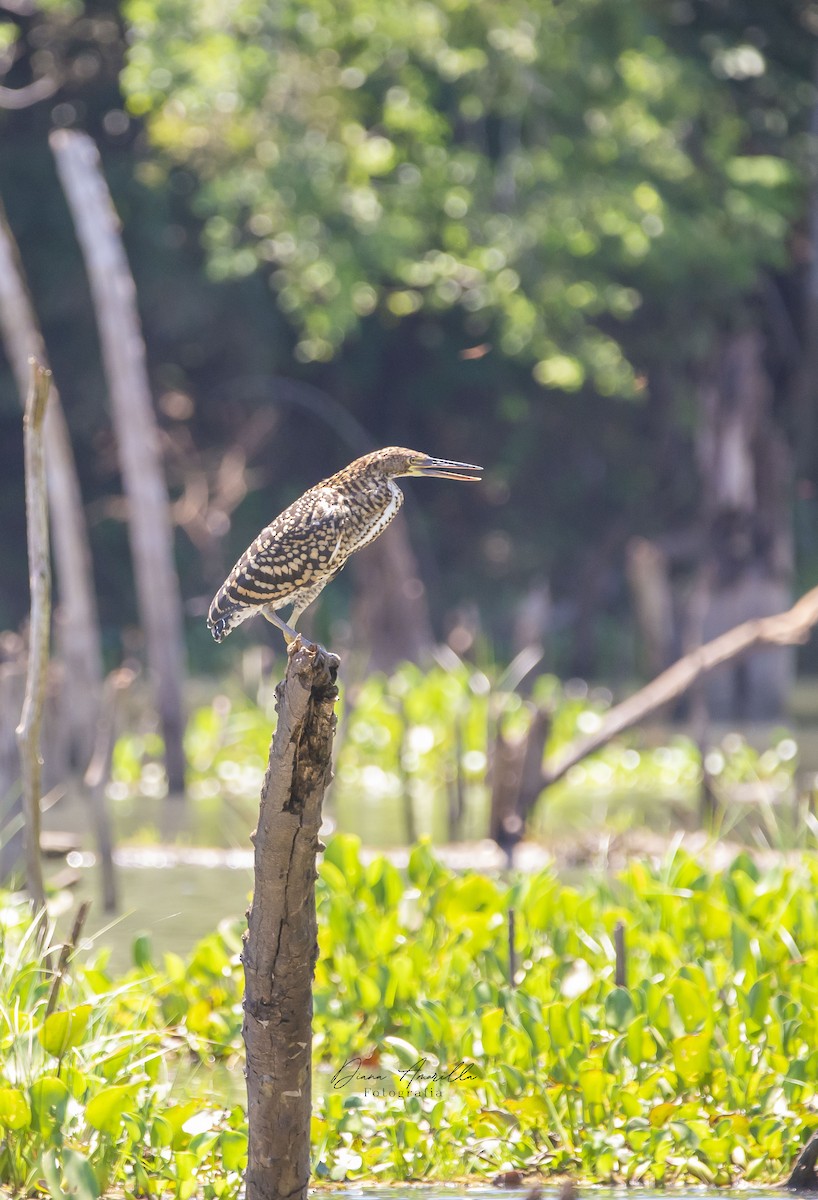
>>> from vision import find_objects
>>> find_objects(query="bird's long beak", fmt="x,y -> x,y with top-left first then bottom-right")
412,456 -> 483,482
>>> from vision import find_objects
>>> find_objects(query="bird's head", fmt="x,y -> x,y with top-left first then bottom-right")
370,447 -> 483,482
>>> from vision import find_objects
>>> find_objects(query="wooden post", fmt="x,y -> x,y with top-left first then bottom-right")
243,639 -> 340,1200
50,129 -> 188,793
16,360 -> 51,912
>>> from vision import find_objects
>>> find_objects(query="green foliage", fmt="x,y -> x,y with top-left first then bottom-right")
0,906 -> 245,1199
111,664 -> 803,846
302,839 -> 818,1182
121,0 -> 802,388
7,841 -> 818,1189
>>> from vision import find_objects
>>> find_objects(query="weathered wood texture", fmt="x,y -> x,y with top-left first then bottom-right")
788,1129 -> 818,1191
243,640 -> 340,1200
0,197 -> 102,767
16,361 -> 51,910
50,129 -> 187,792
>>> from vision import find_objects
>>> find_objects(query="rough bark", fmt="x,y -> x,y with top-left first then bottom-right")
16,361 -> 50,911
788,1130 -> 818,1192
0,196 -> 103,768
243,639 -> 340,1200
50,130 -> 187,791
490,705 -> 551,862
542,583 -> 818,791
695,330 -> 794,718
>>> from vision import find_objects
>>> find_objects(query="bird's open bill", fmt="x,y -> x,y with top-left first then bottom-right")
412,456 -> 483,481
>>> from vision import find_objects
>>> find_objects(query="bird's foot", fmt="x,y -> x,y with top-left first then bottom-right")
285,631 -> 317,653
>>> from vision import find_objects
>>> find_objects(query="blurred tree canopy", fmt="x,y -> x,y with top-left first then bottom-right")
0,0 -> 816,677
123,0 -> 801,390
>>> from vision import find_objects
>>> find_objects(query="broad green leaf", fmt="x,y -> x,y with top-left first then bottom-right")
29,1076 -> 70,1135
578,1065 -> 606,1107
548,1002 -> 571,1049
382,1035 -> 422,1069
39,1005 -> 93,1057
132,933 -> 153,970
0,1087 -> 31,1130
62,1147 -> 101,1200
220,1128 -> 248,1171
480,1006 -> 504,1056
605,986 -> 635,1031
85,1084 -> 139,1135
671,976 -> 708,1032
323,834 -> 363,887
673,1031 -> 710,1085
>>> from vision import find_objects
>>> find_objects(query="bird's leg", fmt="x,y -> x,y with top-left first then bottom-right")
261,606 -> 300,645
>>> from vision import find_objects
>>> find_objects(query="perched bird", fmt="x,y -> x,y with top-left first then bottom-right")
207,446 -> 482,644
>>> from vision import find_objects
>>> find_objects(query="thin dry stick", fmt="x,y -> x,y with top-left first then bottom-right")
614,921 -> 627,989
542,584 -> 818,789
46,900 -> 91,1017
508,908 -> 517,988
16,359 -> 51,911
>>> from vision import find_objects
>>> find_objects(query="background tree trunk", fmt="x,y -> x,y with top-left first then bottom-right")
695,329 -> 794,719
0,196 -> 102,769
349,512 -> 435,672
51,130 -> 187,791
243,640 -> 340,1200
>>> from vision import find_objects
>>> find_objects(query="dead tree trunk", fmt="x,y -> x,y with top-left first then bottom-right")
50,130 -> 187,791
0,197 -> 103,769
349,513 -> 434,672
243,639 -> 340,1200
17,361 -> 51,911
695,330 -> 794,718
489,705 -> 551,862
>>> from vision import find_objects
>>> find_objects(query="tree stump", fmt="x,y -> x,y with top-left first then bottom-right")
787,1130 -> 818,1192
242,639 -> 340,1200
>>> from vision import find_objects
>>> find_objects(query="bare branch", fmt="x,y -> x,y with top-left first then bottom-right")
542,585 -> 818,789
0,0 -> 38,15
16,359 -> 51,911
0,74 -> 57,109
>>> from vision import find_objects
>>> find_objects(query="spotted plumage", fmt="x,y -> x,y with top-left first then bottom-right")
207,446 -> 482,644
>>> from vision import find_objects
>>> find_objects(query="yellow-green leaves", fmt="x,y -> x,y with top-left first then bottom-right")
0,1087 -> 31,1130
39,1004 -> 93,1058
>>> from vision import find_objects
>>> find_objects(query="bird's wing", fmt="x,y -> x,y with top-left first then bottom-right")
211,485 -> 353,617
